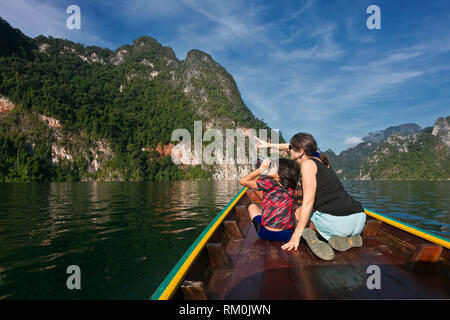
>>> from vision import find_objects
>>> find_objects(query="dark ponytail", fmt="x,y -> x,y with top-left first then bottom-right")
319,153 -> 330,168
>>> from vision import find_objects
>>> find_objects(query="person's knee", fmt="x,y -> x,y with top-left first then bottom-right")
248,203 -> 260,213
247,204 -> 261,220
353,213 -> 366,236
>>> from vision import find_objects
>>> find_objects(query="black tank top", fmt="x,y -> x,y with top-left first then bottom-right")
309,157 -> 364,216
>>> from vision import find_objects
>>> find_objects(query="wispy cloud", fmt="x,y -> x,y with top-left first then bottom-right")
0,0 -> 116,48
0,0 -> 65,38
344,136 -> 363,148
163,0 -> 287,63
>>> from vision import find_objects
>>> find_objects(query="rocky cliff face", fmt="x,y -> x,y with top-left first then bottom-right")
323,117 -> 449,180
38,114 -> 115,180
1,17 -> 271,181
171,49 -> 251,125
359,133 -> 419,180
35,34 -> 264,132
359,117 -> 449,180
362,123 -> 421,143
169,126 -> 259,180
0,95 -> 15,114
432,116 -> 450,147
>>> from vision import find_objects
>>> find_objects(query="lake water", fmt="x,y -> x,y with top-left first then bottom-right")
0,180 -> 448,299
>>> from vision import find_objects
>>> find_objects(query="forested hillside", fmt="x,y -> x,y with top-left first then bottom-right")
323,117 -> 450,180
0,17 -> 269,182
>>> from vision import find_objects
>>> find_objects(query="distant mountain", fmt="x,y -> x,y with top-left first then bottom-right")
362,123 -> 421,143
360,117 -> 450,180
322,142 -> 378,178
323,117 -> 449,180
0,17 -> 270,182
0,17 -> 34,58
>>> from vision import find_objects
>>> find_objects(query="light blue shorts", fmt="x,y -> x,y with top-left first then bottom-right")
310,211 -> 366,241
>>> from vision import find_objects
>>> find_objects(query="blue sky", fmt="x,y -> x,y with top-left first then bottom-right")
1,0 -> 449,153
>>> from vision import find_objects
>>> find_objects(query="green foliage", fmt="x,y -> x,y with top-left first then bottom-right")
182,165 -> 213,179
0,22 -> 200,182
0,19 -> 278,181
323,142 -> 379,179
0,108 -> 54,182
0,17 -> 35,59
361,133 -> 450,180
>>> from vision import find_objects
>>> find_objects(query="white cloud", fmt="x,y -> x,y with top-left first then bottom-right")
344,137 -> 363,148
270,22 -> 343,61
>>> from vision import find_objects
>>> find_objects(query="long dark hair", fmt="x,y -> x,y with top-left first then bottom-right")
290,132 -> 317,157
319,153 -> 330,168
277,158 -> 300,190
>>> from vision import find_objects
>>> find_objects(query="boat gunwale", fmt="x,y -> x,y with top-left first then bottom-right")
364,208 -> 450,249
150,186 -> 248,300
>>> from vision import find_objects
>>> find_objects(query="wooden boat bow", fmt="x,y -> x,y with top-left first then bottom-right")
151,187 -> 449,300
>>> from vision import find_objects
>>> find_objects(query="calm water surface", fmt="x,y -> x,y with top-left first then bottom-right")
0,180 -> 448,299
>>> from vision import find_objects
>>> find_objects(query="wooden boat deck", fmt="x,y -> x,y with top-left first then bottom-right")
155,189 -> 450,300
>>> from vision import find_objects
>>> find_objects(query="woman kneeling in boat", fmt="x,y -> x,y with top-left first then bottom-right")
257,133 -> 366,261
239,158 -> 300,243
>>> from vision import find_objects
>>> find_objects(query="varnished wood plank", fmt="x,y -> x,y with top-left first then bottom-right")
206,243 -> 233,270
363,218 -> 382,238
238,194 -> 251,208
234,205 -> 252,238
246,189 -> 262,203
255,190 -> 264,200
334,247 -> 385,299
237,217 -> 251,238
183,248 -> 214,285
350,239 -> 435,298
262,241 -> 295,299
262,241 -> 316,299
181,281 -> 209,300
207,238 -> 244,300
209,224 -> 227,246
285,243 -> 339,299
224,238 -> 244,266
206,269 -> 233,300
372,230 -> 449,298
234,205 -> 250,221
298,236 -> 422,299
410,244 -> 442,264
223,220 -> 244,239
225,226 -> 267,299
307,246 -> 367,299
376,229 -> 417,257
377,221 -> 444,259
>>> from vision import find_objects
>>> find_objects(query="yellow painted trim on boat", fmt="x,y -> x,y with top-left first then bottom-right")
157,187 -> 248,300
364,209 -> 450,249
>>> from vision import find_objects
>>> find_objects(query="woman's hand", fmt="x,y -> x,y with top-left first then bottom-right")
256,138 -> 290,152
255,137 -> 271,149
239,163 -> 265,189
281,233 -> 301,251
260,158 -> 271,170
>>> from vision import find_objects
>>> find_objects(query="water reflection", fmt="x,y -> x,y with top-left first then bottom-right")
343,180 -> 449,237
0,180 -> 242,299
